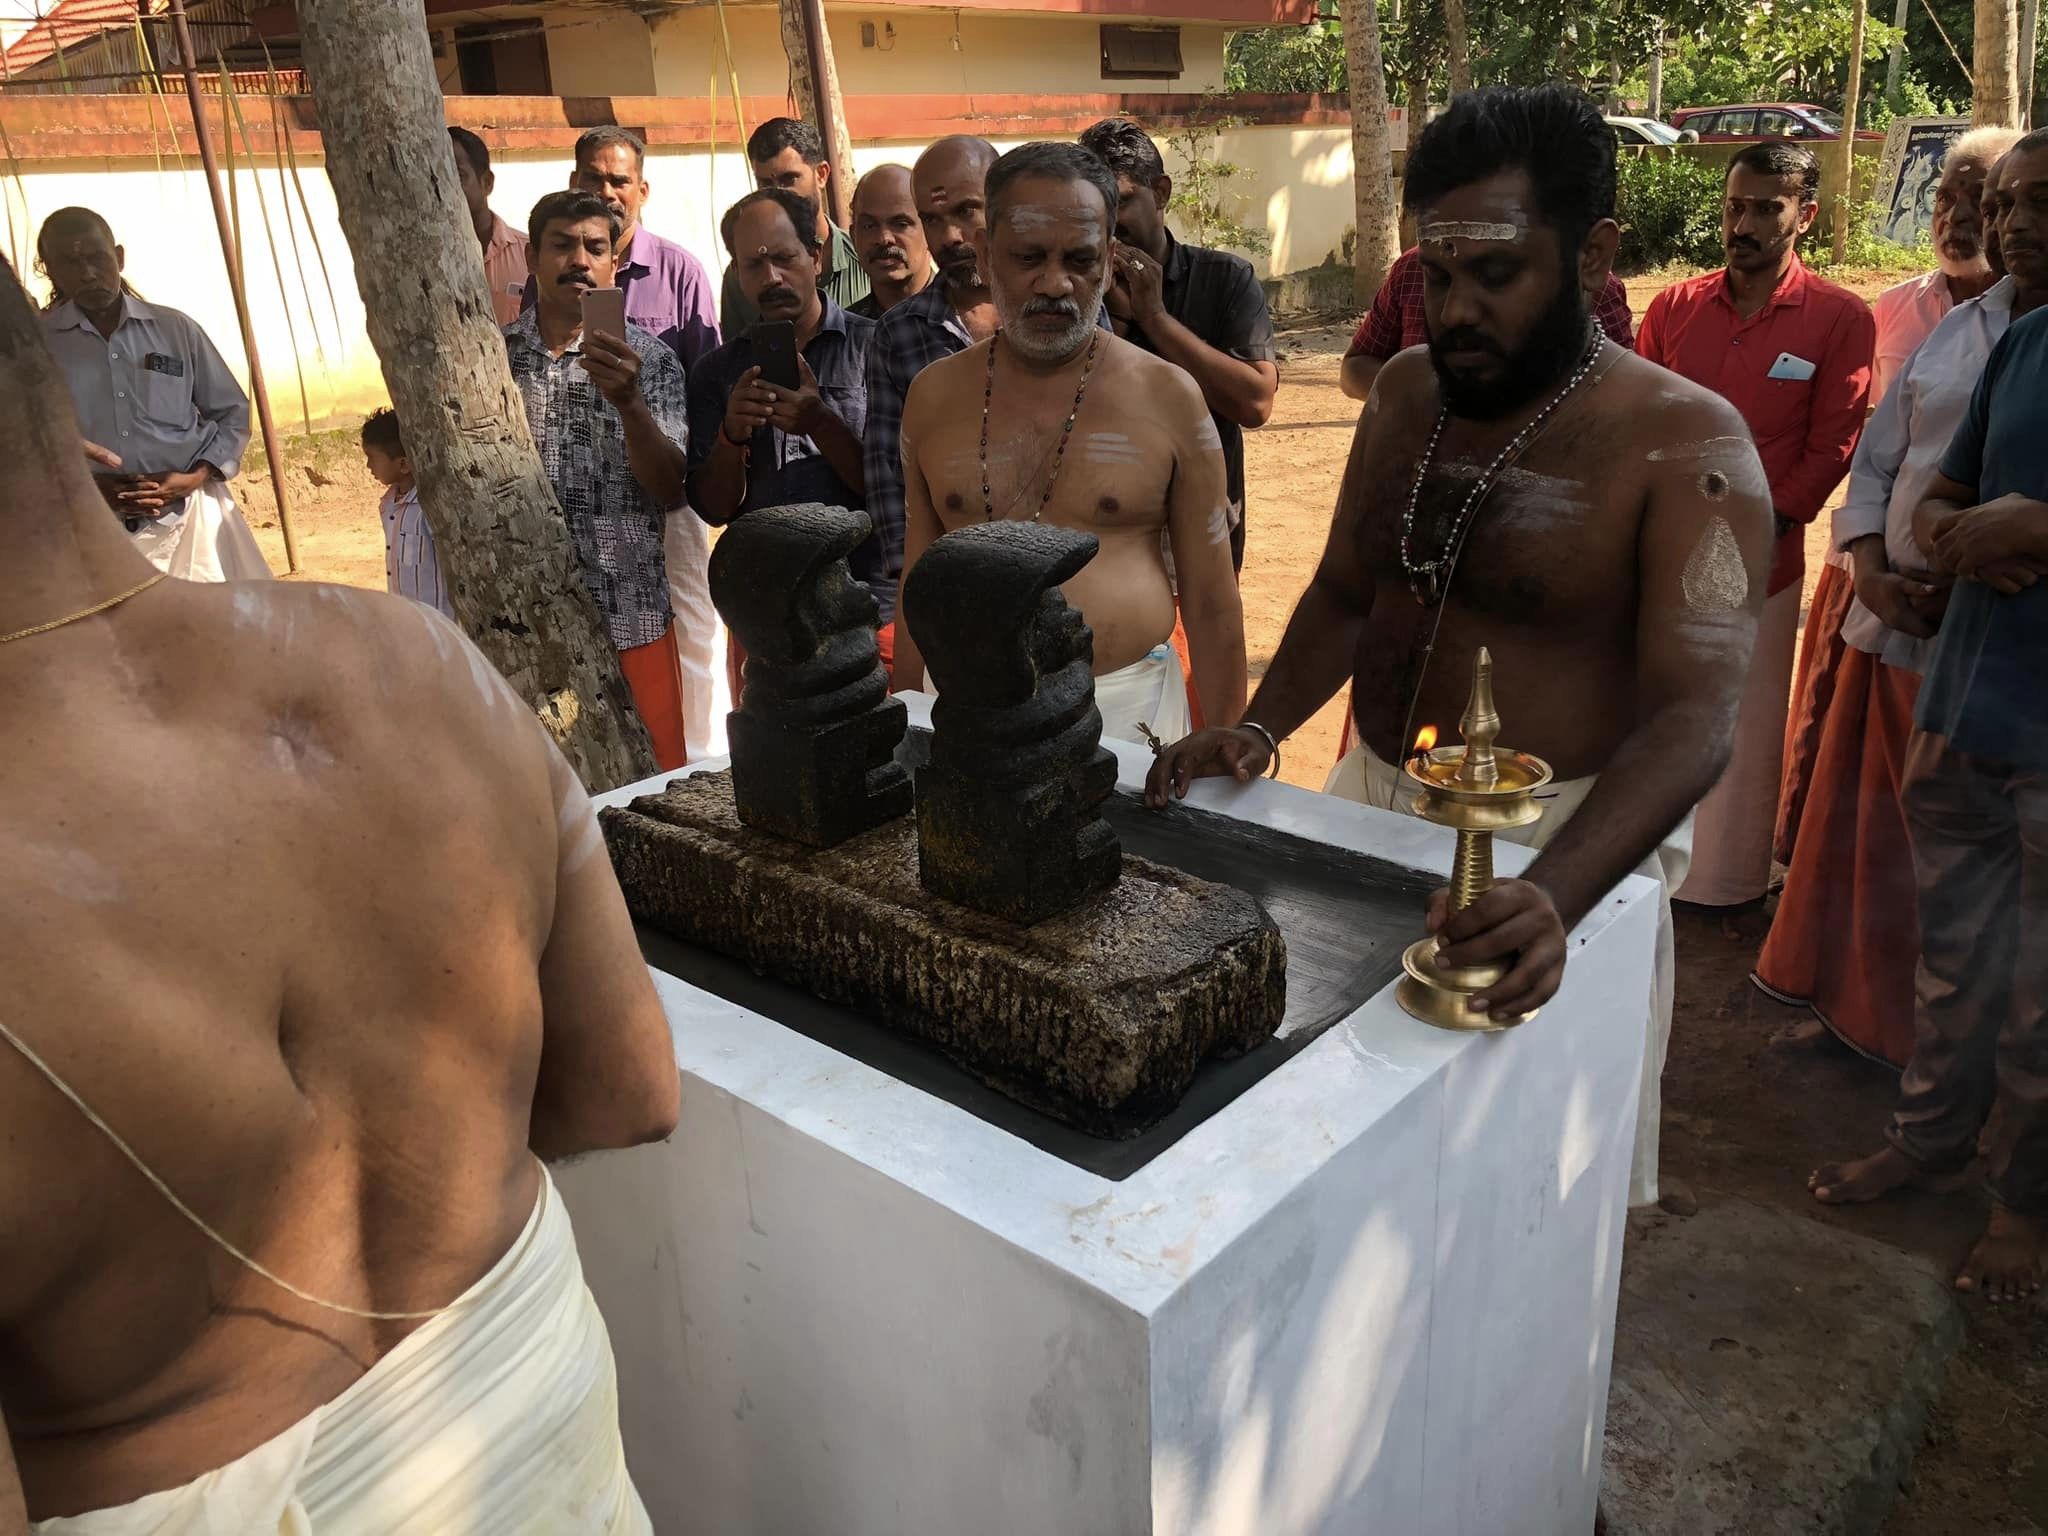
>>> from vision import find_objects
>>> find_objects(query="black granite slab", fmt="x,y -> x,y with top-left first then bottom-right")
636,739 -> 1434,1180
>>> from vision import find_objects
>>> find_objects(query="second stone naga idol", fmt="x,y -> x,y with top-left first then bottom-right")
902,520 -> 1122,926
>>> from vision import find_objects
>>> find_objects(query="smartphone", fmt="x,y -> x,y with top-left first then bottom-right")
750,320 -> 801,390
580,286 -> 627,345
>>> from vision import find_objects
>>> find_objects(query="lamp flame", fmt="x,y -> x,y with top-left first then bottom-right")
1414,725 -> 1439,755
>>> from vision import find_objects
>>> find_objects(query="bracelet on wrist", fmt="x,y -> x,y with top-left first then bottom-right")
1235,720 -> 1282,780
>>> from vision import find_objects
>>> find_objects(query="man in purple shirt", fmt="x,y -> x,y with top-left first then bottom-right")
526,126 -> 724,755
559,126 -> 720,368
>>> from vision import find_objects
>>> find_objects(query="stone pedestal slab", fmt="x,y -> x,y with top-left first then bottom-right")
558,695 -> 1662,1536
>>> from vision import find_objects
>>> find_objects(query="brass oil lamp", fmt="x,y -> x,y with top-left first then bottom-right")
1395,647 -> 1554,1031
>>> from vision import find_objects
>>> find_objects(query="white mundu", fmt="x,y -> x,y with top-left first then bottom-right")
1091,642 -> 1191,749
7,1022 -> 650,1536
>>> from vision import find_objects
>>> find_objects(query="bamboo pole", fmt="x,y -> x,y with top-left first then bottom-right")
803,0 -> 853,230
780,0 -> 853,229
164,0 -> 298,572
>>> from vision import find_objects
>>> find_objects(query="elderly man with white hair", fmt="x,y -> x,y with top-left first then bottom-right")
1772,125 -> 2019,889
1759,125 -> 2021,1065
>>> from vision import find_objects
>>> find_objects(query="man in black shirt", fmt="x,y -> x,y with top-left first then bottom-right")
1080,117 -> 1279,572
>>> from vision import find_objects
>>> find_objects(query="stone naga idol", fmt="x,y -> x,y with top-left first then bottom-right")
903,521 -> 1120,925
707,503 -> 910,847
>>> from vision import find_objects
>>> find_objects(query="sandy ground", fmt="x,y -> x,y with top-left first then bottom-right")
226,270 -> 2044,1532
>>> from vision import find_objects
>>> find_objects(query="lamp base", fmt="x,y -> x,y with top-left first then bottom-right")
1394,936 -> 1538,1032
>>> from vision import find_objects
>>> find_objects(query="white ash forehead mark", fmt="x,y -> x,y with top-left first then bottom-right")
1420,220 -> 1524,244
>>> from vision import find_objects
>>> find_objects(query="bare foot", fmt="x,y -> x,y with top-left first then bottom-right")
1657,1178 -> 1700,1218
1769,1016 -> 1829,1048
1954,1206 -> 2045,1302
1809,1145 -> 1974,1205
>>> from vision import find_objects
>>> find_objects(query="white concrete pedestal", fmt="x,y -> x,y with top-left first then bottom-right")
561,702 -> 1658,1536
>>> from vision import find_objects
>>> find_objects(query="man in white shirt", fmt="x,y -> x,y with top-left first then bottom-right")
36,207 -> 272,584
1810,135 -> 2048,1212
1774,127 -> 2015,871
1765,137 -> 2039,1073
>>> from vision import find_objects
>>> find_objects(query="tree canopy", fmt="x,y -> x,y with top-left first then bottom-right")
1226,0 -> 2011,120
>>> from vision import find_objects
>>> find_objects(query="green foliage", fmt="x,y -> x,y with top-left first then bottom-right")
1225,11 -> 1347,94
1626,1 -> 1901,114
1613,151 -> 1726,270
1811,197 -> 1938,271
1165,116 -> 1273,257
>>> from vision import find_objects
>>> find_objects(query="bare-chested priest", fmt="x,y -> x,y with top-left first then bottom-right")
0,252 -> 678,1531
1146,86 -> 1773,1209
891,141 -> 1248,741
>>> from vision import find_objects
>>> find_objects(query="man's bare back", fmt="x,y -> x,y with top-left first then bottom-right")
0,574 -> 677,1519
1345,343 -> 1770,780
894,331 -> 1246,722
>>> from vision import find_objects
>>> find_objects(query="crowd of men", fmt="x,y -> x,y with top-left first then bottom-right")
4,81 -> 2043,1532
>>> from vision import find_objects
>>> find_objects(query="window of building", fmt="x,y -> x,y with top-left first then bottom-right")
454,19 -> 551,96
1100,24 -> 1182,81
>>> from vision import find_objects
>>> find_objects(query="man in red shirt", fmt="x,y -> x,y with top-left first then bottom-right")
1340,244 -> 1635,401
1635,141 -> 1875,908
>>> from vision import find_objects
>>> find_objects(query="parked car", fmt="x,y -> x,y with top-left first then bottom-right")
1667,102 -> 1885,142
1607,115 -> 1684,147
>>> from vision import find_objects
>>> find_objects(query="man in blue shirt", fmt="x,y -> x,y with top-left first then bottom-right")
689,188 -> 877,683
1810,224 -> 2048,1303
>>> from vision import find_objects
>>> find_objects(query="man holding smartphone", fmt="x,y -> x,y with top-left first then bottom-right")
690,189 -> 880,681
506,190 -> 694,769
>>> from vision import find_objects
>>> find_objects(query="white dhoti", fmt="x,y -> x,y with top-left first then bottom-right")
1091,644 -> 1191,748
34,1168 -> 650,1536
129,480 -> 272,584
664,512 -> 721,762
1673,581 -> 1801,907
1325,742 -> 1692,1209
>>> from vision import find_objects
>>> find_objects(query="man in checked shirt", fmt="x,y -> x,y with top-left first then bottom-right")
506,191 -> 693,770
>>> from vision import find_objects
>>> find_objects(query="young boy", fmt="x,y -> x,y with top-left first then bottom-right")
362,407 -> 453,618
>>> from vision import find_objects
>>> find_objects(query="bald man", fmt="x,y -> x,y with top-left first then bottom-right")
848,163 -> 935,320
0,249 -> 677,1530
860,136 -> 1003,646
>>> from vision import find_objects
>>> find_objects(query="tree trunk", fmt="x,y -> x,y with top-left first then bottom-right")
1835,0 -> 1869,263
1443,0 -> 1472,95
1886,0 -> 1910,100
1647,24 -> 1665,120
778,0 -> 854,228
1342,0 -> 1400,302
1975,0 -> 2023,124
2022,0 -> 2040,122
1402,63 -> 1429,248
294,0 -> 657,791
